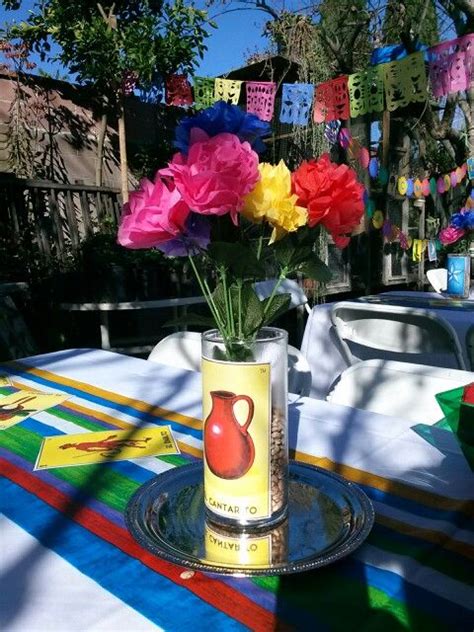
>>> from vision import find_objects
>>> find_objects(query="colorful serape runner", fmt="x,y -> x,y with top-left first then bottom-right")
1,362 -> 473,631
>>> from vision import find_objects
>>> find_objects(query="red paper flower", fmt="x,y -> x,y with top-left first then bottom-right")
292,153 -> 365,248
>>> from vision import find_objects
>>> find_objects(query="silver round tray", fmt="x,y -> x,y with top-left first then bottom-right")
125,460 -> 374,576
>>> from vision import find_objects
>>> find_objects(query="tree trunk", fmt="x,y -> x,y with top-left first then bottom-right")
117,96 -> 129,203
95,112 -> 108,187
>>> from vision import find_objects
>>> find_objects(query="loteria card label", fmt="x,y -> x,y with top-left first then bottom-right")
0,392 -> 69,430
35,426 -> 179,470
202,357 -> 271,522
0,376 -> 11,387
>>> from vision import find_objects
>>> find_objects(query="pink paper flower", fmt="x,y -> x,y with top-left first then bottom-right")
439,225 -> 466,246
117,177 -> 190,249
161,132 -> 260,224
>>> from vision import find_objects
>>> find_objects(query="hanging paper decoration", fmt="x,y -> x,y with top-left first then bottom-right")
165,75 -> 193,106
214,78 -> 242,105
246,82 -> 276,122
347,138 -> 361,161
428,240 -> 438,262
406,179 -> 414,197
365,198 -> 375,218
378,166 -> 389,185
429,178 -> 437,196
467,157 -> 474,180
313,76 -> 350,123
280,83 -> 314,125
359,147 -> 370,169
450,171 -> 457,188
338,128 -> 352,149
193,77 -> 216,109
414,178 -> 423,198
422,179 -> 430,196
428,34 -> 474,97
443,174 -> 451,191
437,176 -> 445,194
412,239 -> 427,262
399,231 -> 410,250
372,210 -> 384,229
382,218 -> 393,238
347,66 -> 384,118
369,157 -> 379,179
398,176 -> 408,195
324,119 -> 341,144
383,52 -> 427,112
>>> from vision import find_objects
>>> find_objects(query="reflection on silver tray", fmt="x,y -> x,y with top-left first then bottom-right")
125,460 -> 374,576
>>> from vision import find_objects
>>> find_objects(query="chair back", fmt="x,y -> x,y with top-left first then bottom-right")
254,279 -> 310,314
426,268 -> 447,293
327,359 -> 474,423
147,331 -> 201,372
466,324 -> 474,371
330,301 -> 466,370
147,331 -> 312,396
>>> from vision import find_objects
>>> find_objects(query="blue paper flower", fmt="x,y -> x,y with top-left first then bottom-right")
174,101 -> 271,154
158,213 -> 210,257
450,209 -> 474,231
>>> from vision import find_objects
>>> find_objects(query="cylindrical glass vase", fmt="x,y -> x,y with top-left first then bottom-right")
201,327 -> 288,530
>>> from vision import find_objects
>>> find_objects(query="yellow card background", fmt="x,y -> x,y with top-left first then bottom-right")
0,392 -> 69,430
35,426 -> 179,470
202,358 -> 271,521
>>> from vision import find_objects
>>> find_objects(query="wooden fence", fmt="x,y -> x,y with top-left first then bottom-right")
0,176 -> 122,257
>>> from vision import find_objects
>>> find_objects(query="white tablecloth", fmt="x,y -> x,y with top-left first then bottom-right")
301,291 -> 474,399
1,349 -> 472,631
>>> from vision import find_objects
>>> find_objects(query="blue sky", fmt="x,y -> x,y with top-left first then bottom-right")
0,0 -> 271,79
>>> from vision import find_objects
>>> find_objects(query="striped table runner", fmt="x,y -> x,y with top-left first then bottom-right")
1,362 -> 473,631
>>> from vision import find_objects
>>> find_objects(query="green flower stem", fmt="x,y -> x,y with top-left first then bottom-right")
219,266 -> 235,338
262,268 -> 288,318
237,280 -> 243,339
187,255 -> 226,333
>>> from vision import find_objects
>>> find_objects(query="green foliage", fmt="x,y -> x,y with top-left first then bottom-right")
2,0 -> 213,107
383,0 -> 439,46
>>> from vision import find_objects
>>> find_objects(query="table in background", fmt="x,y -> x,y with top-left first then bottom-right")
60,296 -> 206,355
1,349 -> 472,631
302,291 -> 474,399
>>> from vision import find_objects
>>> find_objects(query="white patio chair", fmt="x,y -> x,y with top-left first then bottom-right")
254,278 -> 310,343
330,301 -> 466,370
147,331 -> 312,396
253,278 -> 311,314
326,359 -> 474,423
426,268 -> 447,293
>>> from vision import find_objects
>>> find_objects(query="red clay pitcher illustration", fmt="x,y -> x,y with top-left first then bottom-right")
204,390 -> 255,479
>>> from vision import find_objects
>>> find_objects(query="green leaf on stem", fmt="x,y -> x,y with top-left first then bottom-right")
299,257 -> 332,283
261,293 -> 291,325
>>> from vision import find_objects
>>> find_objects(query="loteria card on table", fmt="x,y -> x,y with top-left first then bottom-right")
0,375 -> 11,387
35,426 -> 180,470
0,391 -> 70,430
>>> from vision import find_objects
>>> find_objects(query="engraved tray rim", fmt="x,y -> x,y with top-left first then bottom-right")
125,460 -> 375,576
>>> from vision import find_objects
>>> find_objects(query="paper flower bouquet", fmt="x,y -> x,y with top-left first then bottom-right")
439,207 -> 474,254
118,102 -> 364,356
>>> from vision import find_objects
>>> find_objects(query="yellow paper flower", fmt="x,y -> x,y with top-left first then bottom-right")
242,160 -> 307,243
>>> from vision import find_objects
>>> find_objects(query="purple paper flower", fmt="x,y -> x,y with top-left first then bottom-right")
158,213 -> 210,257
174,101 -> 271,155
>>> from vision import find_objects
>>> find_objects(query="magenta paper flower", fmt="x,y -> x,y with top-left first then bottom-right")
161,132 -> 260,224
117,177 -> 190,249
439,225 -> 466,246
